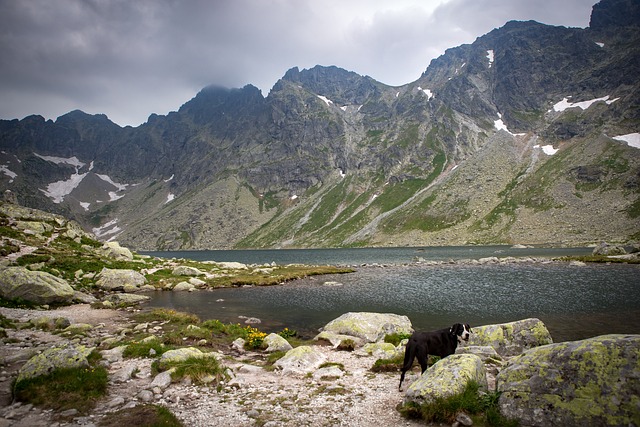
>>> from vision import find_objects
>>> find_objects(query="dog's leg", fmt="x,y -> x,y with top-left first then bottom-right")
416,345 -> 429,374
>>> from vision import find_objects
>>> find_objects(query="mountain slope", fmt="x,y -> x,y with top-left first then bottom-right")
1,0 -> 639,249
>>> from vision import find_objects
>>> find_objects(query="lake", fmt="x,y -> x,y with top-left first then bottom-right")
142,246 -> 640,343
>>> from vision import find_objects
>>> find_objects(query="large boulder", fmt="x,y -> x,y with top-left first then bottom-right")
96,268 -> 146,291
463,318 -> 552,356
0,267 -> 75,304
497,334 -> 640,427
274,346 -> 327,376
264,333 -> 293,353
97,241 -> 133,260
403,354 -> 487,404
592,242 -> 626,256
317,312 -> 413,344
103,293 -> 150,306
157,347 -> 220,370
172,266 -> 205,276
17,344 -> 94,382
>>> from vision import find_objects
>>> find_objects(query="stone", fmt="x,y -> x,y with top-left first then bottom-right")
157,347 -> 218,370
403,354 -> 487,404
112,362 -> 138,383
455,345 -> 502,363
17,344 -> 94,382
95,268 -> 146,291
30,316 -> 71,331
314,331 -> 365,349
103,293 -> 150,306
172,281 -> 195,292
592,242 -> 626,256
497,334 -> 640,427
216,262 -> 248,270
62,323 -> 93,335
232,338 -> 246,352
317,312 -> 413,344
101,346 -> 126,363
73,290 -> 98,304
172,266 -> 204,276
263,333 -> 293,353
98,241 -> 133,260
0,267 -> 75,305
150,369 -> 174,389
137,390 -> 154,402
361,342 -> 397,359
312,366 -> 344,380
463,318 -> 552,356
274,346 -> 327,376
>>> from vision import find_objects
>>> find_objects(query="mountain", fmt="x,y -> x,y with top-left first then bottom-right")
1,0 -> 639,250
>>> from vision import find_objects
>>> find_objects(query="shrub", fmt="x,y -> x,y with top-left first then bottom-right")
123,339 -> 167,358
98,404 -> 183,427
384,332 -> 412,346
244,326 -> 267,349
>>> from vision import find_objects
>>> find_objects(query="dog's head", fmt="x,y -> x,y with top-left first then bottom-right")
450,323 -> 472,342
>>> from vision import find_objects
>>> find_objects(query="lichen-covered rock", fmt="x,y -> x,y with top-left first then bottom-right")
362,342 -> 397,359
103,293 -> 150,306
463,318 -> 552,356
314,331 -> 365,348
96,268 -> 146,291
157,347 -> 219,370
30,316 -> 71,331
172,281 -> 195,292
264,333 -> 293,353
318,312 -> 413,344
97,241 -> 133,260
62,323 -> 93,335
17,344 -> 94,382
172,266 -> 205,276
497,334 -> 640,427
0,267 -> 75,304
592,242 -> 626,256
274,345 -> 327,376
404,354 -> 487,404
216,262 -> 248,270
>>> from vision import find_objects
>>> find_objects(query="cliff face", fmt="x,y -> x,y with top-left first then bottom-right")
1,0 -> 639,249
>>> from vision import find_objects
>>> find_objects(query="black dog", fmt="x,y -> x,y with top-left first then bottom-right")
399,323 -> 471,390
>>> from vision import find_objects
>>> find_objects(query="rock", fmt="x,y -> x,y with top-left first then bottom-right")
157,347 -> 219,370
362,342 -> 397,359
463,318 -> 552,356
263,333 -> 293,353
103,293 -> 150,306
0,267 -> 75,305
403,354 -> 487,404
318,312 -> 413,344
150,369 -> 175,389
73,290 -> 98,303
216,262 -> 248,270
172,266 -> 205,276
172,281 -> 195,292
592,242 -> 626,256
137,389 -> 154,402
17,344 -> 94,382
96,268 -> 146,291
232,338 -> 246,352
62,323 -> 93,335
30,316 -> 71,331
98,241 -> 133,260
314,331 -> 365,349
312,366 -> 344,380
455,345 -> 502,363
497,334 -> 640,427
274,346 -> 327,376
112,362 -> 138,383
188,277 -> 207,287
101,346 -> 126,363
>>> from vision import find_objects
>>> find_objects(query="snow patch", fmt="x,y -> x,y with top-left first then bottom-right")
79,202 -> 90,211
290,195 -> 298,200
534,144 -> 559,155
612,133 -> 640,149
339,169 -> 346,178
0,164 -> 17,180
164,174 -> 174,182
165,193 -> 175,204
92,218 -> 120,238
595,42 -> 605,48
34,153 -> 85,168
40,172 -> 88,203
417,87 -> 433,100
340,105 -> 348,112
96,174 -> 128,192
551,95 -> 618,112
317,95 -> 333,106
486,50 -> 494,67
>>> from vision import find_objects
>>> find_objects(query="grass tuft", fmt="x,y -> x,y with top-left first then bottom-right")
97,404 -> 183,426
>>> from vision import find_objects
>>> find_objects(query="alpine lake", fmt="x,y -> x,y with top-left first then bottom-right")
141,245 -> 640,343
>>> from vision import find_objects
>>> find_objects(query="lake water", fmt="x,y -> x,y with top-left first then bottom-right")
142,246 -> 640,343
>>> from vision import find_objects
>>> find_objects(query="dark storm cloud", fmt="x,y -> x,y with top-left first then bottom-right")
0,0 -> 595,126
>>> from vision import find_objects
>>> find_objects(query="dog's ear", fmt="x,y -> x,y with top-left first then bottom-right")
450,323 -> 461,335
466,323 -> 472,333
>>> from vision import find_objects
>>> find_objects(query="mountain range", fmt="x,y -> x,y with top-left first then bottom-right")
1,0 -> 639,250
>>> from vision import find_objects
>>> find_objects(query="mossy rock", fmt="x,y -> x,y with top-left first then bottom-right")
497,334 -> 640,426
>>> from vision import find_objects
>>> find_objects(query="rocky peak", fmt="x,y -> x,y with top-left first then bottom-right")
589,0 -> 640,30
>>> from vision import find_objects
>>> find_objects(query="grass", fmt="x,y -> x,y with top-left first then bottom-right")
160,355 -> 229,386
98,404 -> 183,427
398,380 -> 518,427
13,360 -> 108,415
123,339 -> 168,358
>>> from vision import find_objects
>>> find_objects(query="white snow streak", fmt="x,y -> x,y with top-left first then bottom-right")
1,164 -> 17,180
40,172 -> 88,203
96,174 -> 128,192
417,87 -> 433,100
93,219 -> 121,239
612,133 -> 640,149
290,195 -> 298,200
552,95 -> 618,112
595,42 -> 605,48
486,50 -> 494,67
34,153 -> 85,168
317,95 -> 333,106
79,202 -> 90,211
164,174 -> 174,182
165,193 -> 175,204
534,144 -> 559,155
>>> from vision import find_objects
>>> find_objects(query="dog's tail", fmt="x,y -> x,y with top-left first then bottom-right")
399,338 -> 416,390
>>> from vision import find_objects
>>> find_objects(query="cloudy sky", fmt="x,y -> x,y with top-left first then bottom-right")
0,0 -> 596,127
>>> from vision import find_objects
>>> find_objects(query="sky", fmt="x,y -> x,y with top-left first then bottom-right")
0,0 -> 596,127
